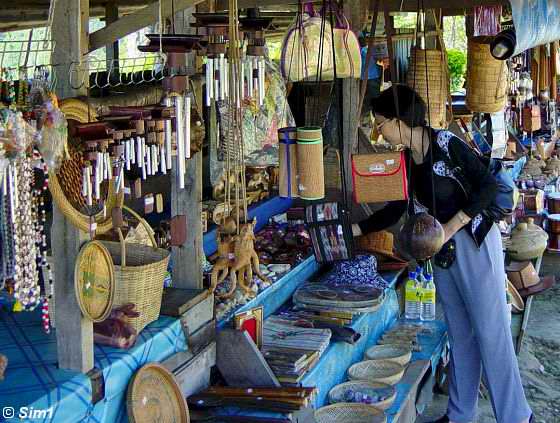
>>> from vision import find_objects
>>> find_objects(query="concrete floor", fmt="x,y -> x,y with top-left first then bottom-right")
416,253 -> 560,423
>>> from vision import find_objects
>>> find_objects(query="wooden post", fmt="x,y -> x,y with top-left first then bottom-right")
170,6 -> 204,290
105,2 -> 120,74
50,0 -> 93,372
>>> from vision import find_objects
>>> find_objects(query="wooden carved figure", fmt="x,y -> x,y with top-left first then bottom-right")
230,218 -> 270,297
210,228 -> 236,298
0,353 -> 7,381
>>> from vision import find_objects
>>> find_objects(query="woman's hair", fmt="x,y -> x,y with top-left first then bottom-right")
371,84 -> 427,128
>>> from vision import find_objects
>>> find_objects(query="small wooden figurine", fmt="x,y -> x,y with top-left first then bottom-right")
0,353 -> 7,381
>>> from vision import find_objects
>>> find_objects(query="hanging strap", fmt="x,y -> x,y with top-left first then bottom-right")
431,9 -> 454,125
354,0 -> 381,152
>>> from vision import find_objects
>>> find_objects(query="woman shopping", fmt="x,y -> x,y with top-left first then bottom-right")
353,84 -> 532,423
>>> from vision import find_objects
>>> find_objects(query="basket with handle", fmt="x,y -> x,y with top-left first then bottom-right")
314,403 -> 386,423
100,206 -> 170,333
466,36 -> 508,113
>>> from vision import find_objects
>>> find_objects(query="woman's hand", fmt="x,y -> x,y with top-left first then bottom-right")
442,210 -> 471,243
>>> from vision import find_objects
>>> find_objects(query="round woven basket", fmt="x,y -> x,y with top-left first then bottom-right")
127,363 -> 190,423
328,381 -> 397,411
466,36 -> 508,113
407,47 -> 448,129
314,403 -> 386,423
49,98 -> 124,234
348,360 -> 405,386
296,126 -> 324,200
364,345 -> 412,366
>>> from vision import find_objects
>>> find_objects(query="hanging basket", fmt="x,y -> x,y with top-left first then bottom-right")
49,98 -> 124,234
466,36 -> 508,113
407,47 -> 448,129
324,146 -> 342,191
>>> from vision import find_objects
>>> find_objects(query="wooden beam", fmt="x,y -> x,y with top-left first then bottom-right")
218,0 -> 507,11
89,0 -> 204,53
105,2 -> 120,72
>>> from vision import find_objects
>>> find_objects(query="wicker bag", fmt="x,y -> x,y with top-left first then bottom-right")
100,206 -> 170,333
278,127 -> 299,198
407,47 -> 448,128
351,151 -> 408,204
466,36 -> 508,113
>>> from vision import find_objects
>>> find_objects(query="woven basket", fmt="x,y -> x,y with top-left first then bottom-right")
328,381 -> 397,411
314,403 -> 386,423
466,36 -> 508,113
297,127 -> 325,200
49,98 -> 124,234
364,345 -> 412,366
278,127 -> 299,198
324,146 -> 342,190
407,47 -> 448,129
348,360 -> 405,386
100,206 -> 170,333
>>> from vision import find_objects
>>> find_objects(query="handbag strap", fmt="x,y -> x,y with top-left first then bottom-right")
354,0 -> 381,152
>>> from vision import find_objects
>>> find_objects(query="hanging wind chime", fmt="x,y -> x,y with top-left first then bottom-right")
208,3 -> 270,299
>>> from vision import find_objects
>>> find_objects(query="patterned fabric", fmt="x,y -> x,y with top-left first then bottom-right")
321,255 -> 389,289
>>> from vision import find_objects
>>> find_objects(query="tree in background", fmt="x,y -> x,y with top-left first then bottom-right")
447,48 -> 467,92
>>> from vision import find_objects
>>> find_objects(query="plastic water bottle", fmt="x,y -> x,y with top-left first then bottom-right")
421,274 -> 436,321
405,271 -> 421,320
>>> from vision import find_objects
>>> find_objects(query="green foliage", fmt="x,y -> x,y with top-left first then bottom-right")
447,49 -> 467,92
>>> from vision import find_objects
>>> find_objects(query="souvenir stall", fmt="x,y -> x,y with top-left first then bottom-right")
0,0 -> 555,423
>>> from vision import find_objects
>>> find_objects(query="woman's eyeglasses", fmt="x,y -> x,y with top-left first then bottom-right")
376,118 -> 391,132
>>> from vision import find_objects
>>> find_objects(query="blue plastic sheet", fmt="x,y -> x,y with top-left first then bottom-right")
511,0 -> 560,56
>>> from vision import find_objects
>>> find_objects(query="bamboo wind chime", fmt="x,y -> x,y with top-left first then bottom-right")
209,1 -> 270,298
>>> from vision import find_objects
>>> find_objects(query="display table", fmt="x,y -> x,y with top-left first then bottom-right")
0,311 -> 186,423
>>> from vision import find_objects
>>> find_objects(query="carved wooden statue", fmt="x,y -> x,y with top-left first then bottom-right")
210,228 -> 235,297
0,353 -> 7,381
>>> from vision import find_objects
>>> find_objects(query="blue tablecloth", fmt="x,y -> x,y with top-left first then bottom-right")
0,310 -> 186,423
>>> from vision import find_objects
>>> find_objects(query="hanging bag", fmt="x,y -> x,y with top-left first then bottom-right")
320,6 -> 362,79
351,2 -> 408,205
303,4 -> 354,263
280,3 -> 335,82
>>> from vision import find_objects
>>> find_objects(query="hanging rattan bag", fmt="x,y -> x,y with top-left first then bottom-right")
466,36 -> 508,113
406,11 -> 451,129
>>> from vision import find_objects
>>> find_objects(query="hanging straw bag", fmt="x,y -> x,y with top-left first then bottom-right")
320,7 -> 362,79
99,206 -> 170,333
406,11 -> 451,129
280,4 -> 334,82
466,36 -> 508,113
351,150 -> 409,204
